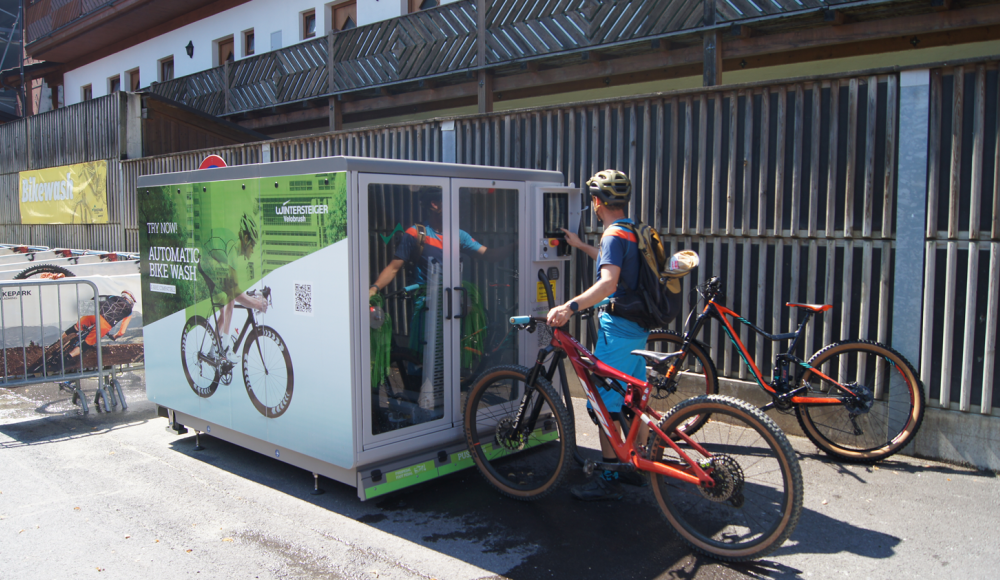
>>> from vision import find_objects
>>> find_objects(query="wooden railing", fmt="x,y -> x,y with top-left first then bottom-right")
145,0 -> 863,117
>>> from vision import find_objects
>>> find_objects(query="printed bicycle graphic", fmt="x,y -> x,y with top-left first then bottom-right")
180,266 -> 294,418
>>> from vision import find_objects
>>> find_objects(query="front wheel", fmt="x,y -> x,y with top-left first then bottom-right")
648,395 -> 803,561
181,316 -> 221,398
646,330 -> 719,436
464,365 -> 575,500
242,326 -> 294,418
795,340 -> 925,463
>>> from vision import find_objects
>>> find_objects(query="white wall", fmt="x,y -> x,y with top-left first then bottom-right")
66,0 -> 455,105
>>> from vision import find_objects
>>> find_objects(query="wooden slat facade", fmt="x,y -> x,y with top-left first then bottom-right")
922,61 -> 1000,416
6,58 -> 1000,418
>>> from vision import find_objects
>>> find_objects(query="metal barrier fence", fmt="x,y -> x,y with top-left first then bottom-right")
0,278 -> 125,413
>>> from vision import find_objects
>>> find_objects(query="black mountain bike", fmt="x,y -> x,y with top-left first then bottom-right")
181,268 -> 294,418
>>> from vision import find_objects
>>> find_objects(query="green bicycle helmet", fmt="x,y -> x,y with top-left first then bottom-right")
587,169 -> 631,207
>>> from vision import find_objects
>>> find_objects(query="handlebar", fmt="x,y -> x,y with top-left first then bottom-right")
380,283 -> 422,299
508,297 -> 610,329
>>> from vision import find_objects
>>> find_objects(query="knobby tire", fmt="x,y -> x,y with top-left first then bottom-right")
795,340 -> 925,463
464,365 -> 575,500
648,395 -> 803,561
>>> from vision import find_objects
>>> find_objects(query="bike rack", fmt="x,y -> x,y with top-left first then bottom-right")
0,278 -> 127,415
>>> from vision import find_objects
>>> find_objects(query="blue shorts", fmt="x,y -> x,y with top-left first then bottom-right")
589,311 -> 649,414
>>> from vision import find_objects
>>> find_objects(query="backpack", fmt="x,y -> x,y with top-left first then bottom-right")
608,222 -> 699,330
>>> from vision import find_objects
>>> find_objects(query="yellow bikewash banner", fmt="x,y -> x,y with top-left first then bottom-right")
18,161 -> 109,224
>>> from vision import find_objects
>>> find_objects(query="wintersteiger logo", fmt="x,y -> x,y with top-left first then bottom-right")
274,200 -> 329,223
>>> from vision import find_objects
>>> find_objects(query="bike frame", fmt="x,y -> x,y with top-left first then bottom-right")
525,321 -> 718,487
680,292 -> 858,407
198,287 -> 264,367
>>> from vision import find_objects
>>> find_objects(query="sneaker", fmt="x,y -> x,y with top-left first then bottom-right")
570,474 -> 624,501
614,469 -> 649,488
222,345 -> 239,365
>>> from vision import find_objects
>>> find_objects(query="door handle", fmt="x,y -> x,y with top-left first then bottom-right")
445,288 -> 452,320
454,286 -> 467,319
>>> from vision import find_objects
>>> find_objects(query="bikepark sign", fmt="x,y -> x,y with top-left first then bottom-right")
18,161 -> 110,225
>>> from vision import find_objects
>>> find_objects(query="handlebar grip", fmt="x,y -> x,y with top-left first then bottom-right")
404,283 -> 420,293
510,316 -> 533,325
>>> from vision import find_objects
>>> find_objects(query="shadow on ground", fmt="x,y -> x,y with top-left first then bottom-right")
165,433 -> 905,580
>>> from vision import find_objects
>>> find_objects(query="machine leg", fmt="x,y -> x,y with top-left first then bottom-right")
311,473 -> 325,496
193,431 -> 204,452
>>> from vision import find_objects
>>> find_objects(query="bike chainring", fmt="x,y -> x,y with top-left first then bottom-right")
698,454 -> 746,507
651,376 -> 677,400
495,417 -> 528,451
220,361 -> 234,386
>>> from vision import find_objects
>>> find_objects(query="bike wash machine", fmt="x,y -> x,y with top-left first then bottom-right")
138,157 -> 582,499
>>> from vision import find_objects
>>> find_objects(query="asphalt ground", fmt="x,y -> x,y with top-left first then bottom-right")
1,374 -> 998,580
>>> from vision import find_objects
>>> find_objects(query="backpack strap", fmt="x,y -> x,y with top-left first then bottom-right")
413,224 -> 427,260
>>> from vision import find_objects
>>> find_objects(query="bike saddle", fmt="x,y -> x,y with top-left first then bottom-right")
786,302 -> 832,312
631,349 -> 682,366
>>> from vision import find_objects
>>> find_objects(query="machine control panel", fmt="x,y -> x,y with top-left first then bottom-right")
534,189 -> 582,262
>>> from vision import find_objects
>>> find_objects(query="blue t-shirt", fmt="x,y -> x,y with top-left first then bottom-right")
394,224 -> 483,285
596,219 -> 642,297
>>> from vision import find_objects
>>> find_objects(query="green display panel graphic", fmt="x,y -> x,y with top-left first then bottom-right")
139,173 -> 347,325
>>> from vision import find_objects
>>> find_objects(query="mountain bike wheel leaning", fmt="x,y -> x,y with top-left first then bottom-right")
464,365 -> 574,500
181,316 -> 221,397
795,340 -> 924,463
242,326 -> 294,418
646,330 -> 719,436
648,395 -> 802,561
13,264 -> 75,279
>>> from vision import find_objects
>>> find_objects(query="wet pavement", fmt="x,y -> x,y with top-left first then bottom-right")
1,374 -> 998,579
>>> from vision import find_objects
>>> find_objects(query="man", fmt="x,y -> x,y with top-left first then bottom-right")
64,290 -> 136,358
546,169 -> 649,501
369,188 -> 512,296
201,212 -> 268,364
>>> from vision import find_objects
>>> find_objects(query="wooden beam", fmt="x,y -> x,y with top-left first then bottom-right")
342,82 -> 478,114
703,30 -> 722,87
329,96 -> 342,132
723,3 -> 1000,59
727,23 -> 1000,72
478,69 -> 494,114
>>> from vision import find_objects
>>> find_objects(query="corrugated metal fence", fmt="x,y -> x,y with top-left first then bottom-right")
3,62 -> 998,417
0,94 -> 127,251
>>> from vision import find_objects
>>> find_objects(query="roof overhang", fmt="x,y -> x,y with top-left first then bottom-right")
25,0 -> 250,65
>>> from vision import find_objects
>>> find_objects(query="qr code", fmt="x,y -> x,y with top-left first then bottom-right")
294,283 -> 312,314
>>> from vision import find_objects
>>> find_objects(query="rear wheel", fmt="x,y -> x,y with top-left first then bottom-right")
795,340 -> 924,463
646,330 -> 719,435
464,365 -> 574,500
648,395 -> 803,561
180,316 -> 221,397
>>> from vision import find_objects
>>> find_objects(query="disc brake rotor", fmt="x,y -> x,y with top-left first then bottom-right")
495,417 -> 527,451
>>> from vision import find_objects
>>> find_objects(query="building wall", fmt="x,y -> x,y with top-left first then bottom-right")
63,0 -> 461,106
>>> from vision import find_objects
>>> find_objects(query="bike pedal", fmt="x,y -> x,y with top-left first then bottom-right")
582,459 -> 597,476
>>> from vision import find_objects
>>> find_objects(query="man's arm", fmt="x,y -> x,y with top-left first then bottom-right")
475,244 -> 517,262
370,259 -> 406,296
546,264 -> 619,327
560,228 -> 598,260
114,315 -> 132,338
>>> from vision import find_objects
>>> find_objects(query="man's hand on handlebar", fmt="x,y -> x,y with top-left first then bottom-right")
546,304 -> 573,327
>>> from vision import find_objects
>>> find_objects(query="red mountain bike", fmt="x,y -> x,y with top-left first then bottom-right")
462,286 -> 803,561
645,276 -> 925,463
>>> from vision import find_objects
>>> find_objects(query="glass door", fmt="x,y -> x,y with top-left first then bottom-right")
450,179 -> 522,424
361,174 -> 454,445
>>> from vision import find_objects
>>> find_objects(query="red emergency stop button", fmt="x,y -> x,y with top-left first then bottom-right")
549,239 -> 560,247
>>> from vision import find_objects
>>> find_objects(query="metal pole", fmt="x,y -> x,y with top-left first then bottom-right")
18,0 -> 25,116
